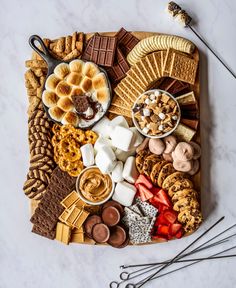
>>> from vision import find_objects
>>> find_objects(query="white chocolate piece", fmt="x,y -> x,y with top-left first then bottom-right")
112,181 -> 136,206
115,148 -> 136,162
111,126 -> 135,152
92,116 -> 111,138
122,156 -> 139,184
130,127 -> 144,147
80,143 -> 95,167
111,161 -> 124,183
95,146 -> 116,173
109,116 -> 129,129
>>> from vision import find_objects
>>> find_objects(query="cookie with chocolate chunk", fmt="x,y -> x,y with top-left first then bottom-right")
173,198 -> 200,212
157,163 -> 175,187
178,208 -> 203,233
150,161 -> 168,186
171,188 -> 199,203
162,171 -> 187,190
135,149 -> 151,173
168,179 -> 193,198
143,154 -> 162,177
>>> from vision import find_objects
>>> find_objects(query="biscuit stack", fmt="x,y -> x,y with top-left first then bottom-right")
136,149 -> 202,233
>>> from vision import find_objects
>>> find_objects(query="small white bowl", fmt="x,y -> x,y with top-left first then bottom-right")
76,166 -> 115,206
132,89 -> 181,139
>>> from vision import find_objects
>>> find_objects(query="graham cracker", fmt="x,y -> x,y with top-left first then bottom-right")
170,53 -> 198,85
126,68 -> 148,88
173,123 -> 196,142
161,50 -> 167,77
149,52 -> 161,78
128,65 -> 149,86
140,57 -> 156,82
118,80 -> 138,102
163,48 -> 176,76
135,61 -> 151,85
112,94 -> 131,110
124,75 -> 144,95
108,105 -> 132,118
114,85 -> 133,107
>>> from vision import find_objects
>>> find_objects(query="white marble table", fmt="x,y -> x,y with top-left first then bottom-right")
1,0 -> 236,287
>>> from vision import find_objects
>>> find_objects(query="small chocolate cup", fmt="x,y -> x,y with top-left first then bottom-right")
107,225 -> 127,248
102,206 -> 120,227
84,215 -> 102,239
92,223 -> 110,243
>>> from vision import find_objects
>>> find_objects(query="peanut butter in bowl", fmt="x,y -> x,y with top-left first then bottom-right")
76,166 -> 114,205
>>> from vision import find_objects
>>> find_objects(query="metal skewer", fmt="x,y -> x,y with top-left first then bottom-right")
188,25 -> 236,79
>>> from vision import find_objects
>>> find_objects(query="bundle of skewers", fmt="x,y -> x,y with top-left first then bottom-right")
110,217 -> 236,287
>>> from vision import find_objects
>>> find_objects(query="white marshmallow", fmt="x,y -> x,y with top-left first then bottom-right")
95,146 -> 116,173
94,136 -> 114,153
149,94 -> 156,100
115,148 -> 136,162
80,143 -> 95,167
143,108 -> 151,117
158,112 -> 166,120
112,181 -> 136,206
145,98 -> 151,105
92,116 -> 111,138
154,90 -> 161,97
158,125 -> 164,131
130,127 -> 144,147
109,116 -> 129,129
111,126 -> 135,152
122,156 -> 139,184
111,161 -> 124,183
172,115 -> 178,120
141,116 -> 145,121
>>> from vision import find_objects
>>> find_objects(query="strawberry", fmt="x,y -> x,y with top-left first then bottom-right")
137,184 -> 153,201
169,223 -> 182,236
175,229 -> 183,239
149,197 -> 159,208
154,189 -> 172,208
163,210 -> 178,224
135,174 -> 153,189
155,214 -> 170,226
150,186 -> 162,195
152,235 -> 168,242
157,225 -> 169,236
158,204 -> 170,213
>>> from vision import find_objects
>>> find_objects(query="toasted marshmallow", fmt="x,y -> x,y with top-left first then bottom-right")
111,126 -> 135,152
45,74 -> 61,91
72,87 -> 84,96
95,146 -> 116,174
80,143 -> 95,167
55,81 -> 72,97
112,181 -> 136,206
95,88 -> 110,104
57,96 -> 74,112
83,62 -> 100,79
122,156 -> 139,184
48,106 -> 65,122
66,72 -> 82,86
61,111 -> 79,126
42,91 -> 58,108
69,59 -> 84,73
54,63 -> 70,79
92,73 -> 107,90
111,161 -> 124,183
80,76 -> 92,92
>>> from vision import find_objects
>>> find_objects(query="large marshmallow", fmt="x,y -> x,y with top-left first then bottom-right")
92,116 -> 111,138
80,143 -> 95,167
95,146 -> 116,174
122,156 -> 139,184
130,127 -> 144,147
112,181 -> 136,206
110,116 -> 129,129
111,126 -> 135,152
111,161 -> 124,183
115,148 -> 136,162
94,136 -> 114,153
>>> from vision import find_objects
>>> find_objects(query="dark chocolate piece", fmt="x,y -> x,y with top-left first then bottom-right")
106,48 -> 130,83
71,95 -> 90,113
158,77 -> 189,95
181,118 -> 199,130
90,35 -> 117,67
115,27 -> 140,56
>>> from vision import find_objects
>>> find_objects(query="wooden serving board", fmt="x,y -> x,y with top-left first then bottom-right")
30,31 -> 201,245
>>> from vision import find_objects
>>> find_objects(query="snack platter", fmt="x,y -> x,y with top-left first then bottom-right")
24,28 -> 202,247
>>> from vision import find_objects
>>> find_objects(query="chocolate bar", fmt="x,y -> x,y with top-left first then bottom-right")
81,34 -> 98,61
158,77 -> 189,95
115,27 -> 140,56
181,118 -> 199,130
106,48 -> 130,83
90,35 -> 118,67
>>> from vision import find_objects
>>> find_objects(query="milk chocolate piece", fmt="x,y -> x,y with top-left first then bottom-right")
81,34 -> 98,61
90,35 -> 117,67
115,27 -> 140,56
106,48 -> 130,83
71,95 -> 90,113
84,215 -> 102,238
102,206 -> 120,227
158,77 -> 189,95
102,200 -> 124,215
181,118 -> 199,130
92,223 -> 110,243
107,225 -> 127,247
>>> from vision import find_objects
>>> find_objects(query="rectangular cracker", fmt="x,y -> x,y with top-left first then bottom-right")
111,94 -> 131,110
60,191 -> 79,209
173,123 -> 196,142
149,52 -> 161,78
108,105 -> 132,118
114,86 -> 133,107
126,68 -> 147,89
170,53 -> 198,85
124,75 -> 144,95
140,57 -> 156,82
135,61 -> 151,86
118,80 -> 138,102
161,50 -> 167,77
163,48 -> 175,76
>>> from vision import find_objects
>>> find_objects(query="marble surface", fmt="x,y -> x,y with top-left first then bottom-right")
0,0 -> 236,287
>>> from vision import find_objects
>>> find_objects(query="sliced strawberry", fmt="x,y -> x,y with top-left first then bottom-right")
150,186 -> 161,195
169,223 -> 182,236
152,235 -> 168,242
149,197 -> 159,208
157,225 -> 169,236
155,214 -> 170,226
135,174 -> 153,189
137,184 -> 153,201
175,229 -> 184,239
154,189 -> 172,208
163,210 -> 178,224
158,204 -> 170,213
